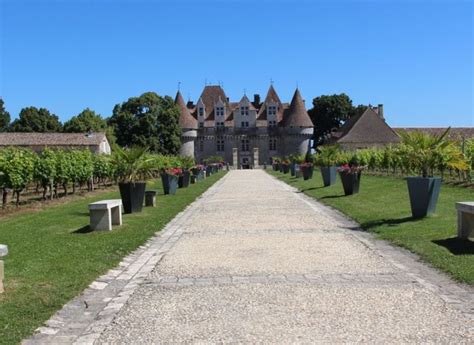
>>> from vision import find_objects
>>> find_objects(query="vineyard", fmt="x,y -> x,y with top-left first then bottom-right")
0,147 -> 196,209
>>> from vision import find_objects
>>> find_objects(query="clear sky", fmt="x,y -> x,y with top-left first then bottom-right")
1,0 -> 472,127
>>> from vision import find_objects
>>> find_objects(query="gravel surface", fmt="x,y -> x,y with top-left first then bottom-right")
97,170 -> 473,344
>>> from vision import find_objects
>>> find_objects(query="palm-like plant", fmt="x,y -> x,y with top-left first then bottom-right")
112,145 -> 154,183
399,128 -> 467,178
316,145 -> 340,167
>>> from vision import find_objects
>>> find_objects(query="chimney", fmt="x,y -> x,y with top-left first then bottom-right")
253,94 -> 261,107
377,104 -> 384,120
187,101 -> 194,108
226,97 -> 229,102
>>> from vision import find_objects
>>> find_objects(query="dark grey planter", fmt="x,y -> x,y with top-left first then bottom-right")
301,166 -> 314,180
406,177 -> 442,218
178,170 -> 190,188
145,190 -> 157,207
273,163 -> 280,171
290,163 -> 296,176
206,166 -> 212,177
160,174 -> 178,195
340,172 -> 361,195
282,164 -> 290,174
321,166 -> 337,187
119,182 -> 146,214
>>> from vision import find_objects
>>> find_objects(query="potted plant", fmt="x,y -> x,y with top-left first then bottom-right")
300,161 -> 314,180
160,167 -> 181,195
113,146 -> 153,214
337,163 -> 364,195
316,145 -> 340,187
272,157 -> 281,171
399,128 -> 467,218
281,158 -> 290,174
178,156 -> 194,188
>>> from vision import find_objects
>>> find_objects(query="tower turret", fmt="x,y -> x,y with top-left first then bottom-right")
175,91 -> 198,158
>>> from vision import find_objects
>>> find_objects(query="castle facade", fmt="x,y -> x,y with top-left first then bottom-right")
176,85 -> 314,168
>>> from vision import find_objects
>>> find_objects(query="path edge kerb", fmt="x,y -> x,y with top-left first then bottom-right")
23,172 -> 231,345
266,171 -> 474,317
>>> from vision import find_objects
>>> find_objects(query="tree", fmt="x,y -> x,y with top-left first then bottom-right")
10,106 -> 62,132
108,92 -> 181,154
63,108 -> 107,133
0,148 -> 35,206
307,94 -> 368,146
0,99 -> 10,132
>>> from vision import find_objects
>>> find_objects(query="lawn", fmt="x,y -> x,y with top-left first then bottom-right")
268,169 -> 473,285
0,171 -> 225,345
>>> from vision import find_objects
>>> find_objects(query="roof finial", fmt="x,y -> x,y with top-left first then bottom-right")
296,80 -> 299,89
270,78 -> 274,86
244,88 -> 246,96
177,81 -> 181,91
205,78 -> 207,86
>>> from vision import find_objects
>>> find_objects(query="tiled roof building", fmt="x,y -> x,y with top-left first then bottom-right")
176,85 -> 313,168
0,132 -> 111,154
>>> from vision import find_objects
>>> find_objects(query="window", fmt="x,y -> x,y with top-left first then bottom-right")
216,136 -> 225,152
199,122 -> 204,129
240,106 -> 249,116
241,139 -> 249,152
215,107 -> 224,116
269,138 -> 277,151
199,140 -> 204,152
216,122 -> 224,128
241,121 -> 249,128
267,106 -> 277,116
269,120 -> 277,127
199,108 -> 204,117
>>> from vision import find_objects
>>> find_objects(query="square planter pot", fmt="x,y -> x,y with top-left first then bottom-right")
160,174 -> 178,195
340,172 -> 361,195
178,171 -> 190,188
190,175 -> 196,184
273,164 -> 280,171
119,182 -> 146,214
290,162 -> 296,176
406,176 -> 442,218
206,166 -> 212,177
144,190 -> 157,207
282,164 -> 290,174
321,166 -> 337,187
301,166 -> 314,180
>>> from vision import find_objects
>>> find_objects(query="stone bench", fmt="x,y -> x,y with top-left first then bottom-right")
88,199 -> 123,231
0,244 -> 8,293
456,202 -> 474,239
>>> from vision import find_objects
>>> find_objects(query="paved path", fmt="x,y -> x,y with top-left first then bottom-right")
27,170 -> 473,344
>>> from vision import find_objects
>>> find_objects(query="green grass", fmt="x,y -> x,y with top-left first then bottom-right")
0,172 -> 225,344
268,169 -> 474,285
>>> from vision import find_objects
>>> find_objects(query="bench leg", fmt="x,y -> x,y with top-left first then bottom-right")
90,209 -> 112,231
457,210 -> 474,239
111,205 -> 122,226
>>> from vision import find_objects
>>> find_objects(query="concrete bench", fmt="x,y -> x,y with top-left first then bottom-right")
456,202 -> 474,239
0,244 -> 8,293
88,199 -> 123,231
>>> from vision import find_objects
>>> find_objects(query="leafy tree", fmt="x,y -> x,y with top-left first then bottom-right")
108,92 -> 181,154
10,106 -> 62,132
63,108 -> 107,133
0,99 -> 10,132
308,94 -> 368,146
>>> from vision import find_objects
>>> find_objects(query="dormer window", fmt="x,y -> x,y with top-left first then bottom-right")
199,108 -> 204,117
215,107 -> 224,116
240,106 -> 249,116
267,106 -> 277,116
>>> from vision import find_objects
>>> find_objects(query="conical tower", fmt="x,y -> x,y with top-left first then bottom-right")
175,91 -> 198,158
281,88 -> 314,155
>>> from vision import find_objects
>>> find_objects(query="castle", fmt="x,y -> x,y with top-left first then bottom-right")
175,85 -> 314,168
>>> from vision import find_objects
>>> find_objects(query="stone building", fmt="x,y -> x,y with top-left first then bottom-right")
0,132 -> 111,154
175,85 -> 314,168
327,106 -> 400,149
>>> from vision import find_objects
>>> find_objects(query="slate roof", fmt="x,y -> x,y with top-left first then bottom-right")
394,127 -> 474,140
280,89 -> 313,128
175,91 -> 198,129
330,108 -> 400,144
0,132 -> 107,147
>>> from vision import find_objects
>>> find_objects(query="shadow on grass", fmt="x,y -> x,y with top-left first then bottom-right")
72,225 -> 93,234
433,238 -> 474,255
320,194 -> 346,199
299,186 -> 326,192
360,216 -> 416,230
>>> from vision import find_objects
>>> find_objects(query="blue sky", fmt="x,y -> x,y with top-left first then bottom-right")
1,0 -> 472,127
